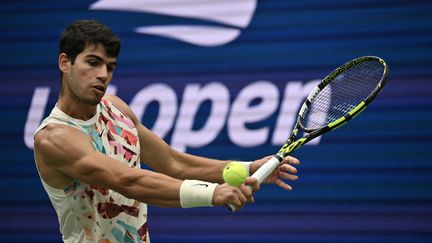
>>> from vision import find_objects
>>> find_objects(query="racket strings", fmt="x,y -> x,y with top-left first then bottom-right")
302,60 -> 384,130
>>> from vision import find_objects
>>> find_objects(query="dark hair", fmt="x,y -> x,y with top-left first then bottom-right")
59,19 -> 121,64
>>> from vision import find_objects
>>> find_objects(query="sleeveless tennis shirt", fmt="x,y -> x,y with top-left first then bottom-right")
34,98 -> 149,243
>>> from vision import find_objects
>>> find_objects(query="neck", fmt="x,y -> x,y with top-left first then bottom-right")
57,95 -> 99,121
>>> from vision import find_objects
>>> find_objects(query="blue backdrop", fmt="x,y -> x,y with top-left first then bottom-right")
1,0 -> 431,242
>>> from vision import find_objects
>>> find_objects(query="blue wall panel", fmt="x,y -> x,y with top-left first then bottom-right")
1,0 -> 431,242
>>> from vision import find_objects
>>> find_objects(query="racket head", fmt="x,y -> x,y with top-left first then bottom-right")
277,56 -> 388,158
298,56 -> 388,133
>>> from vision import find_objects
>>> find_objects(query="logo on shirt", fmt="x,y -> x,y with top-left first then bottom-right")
99,128 -> 105,137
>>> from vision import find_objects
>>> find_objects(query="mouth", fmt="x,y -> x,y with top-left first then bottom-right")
91,84 -> 105,95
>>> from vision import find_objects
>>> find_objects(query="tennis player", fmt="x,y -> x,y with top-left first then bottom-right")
33,19 -> 300,242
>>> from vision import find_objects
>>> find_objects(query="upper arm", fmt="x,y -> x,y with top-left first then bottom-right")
34,124 -> 138,193
34,123 -> 183,207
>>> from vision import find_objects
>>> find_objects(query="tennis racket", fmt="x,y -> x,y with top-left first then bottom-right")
228,56 -> 389,211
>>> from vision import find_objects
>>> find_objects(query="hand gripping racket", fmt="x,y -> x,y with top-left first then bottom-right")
228,56 -> 389,211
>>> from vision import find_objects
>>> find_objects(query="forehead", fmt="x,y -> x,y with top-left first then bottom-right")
79,43 -> 116,62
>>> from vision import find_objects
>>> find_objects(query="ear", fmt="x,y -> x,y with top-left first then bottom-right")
58,53 -> 70,74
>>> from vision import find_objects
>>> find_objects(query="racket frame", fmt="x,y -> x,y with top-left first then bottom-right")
227,56 -> 388,211
278,56 -> 388,158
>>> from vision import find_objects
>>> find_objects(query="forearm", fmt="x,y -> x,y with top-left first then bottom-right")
164,151 -> 223,182
117,168 -> 183,208
173,152 -> 232,183
119,167 -> 221,209
136,123 -> 240,183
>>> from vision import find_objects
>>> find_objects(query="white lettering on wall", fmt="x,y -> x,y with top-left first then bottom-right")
24,87 -> 50,149
130,83 -> 178,138
171,82 -> 230,152
24,80 -> 323,152
228,81 -> 279,147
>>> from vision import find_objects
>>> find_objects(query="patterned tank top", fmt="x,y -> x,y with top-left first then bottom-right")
35,98 -> 149,243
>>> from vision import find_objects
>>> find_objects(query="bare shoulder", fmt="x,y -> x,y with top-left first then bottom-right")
104,94 -> 140,125
34,124 -> 72,154
34,124 -> 93,167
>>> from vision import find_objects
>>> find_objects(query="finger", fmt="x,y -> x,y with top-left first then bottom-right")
282,156 -> 300,165
244,177 -> 260,192
238,184 -> 252,198
228,192 -> 243,208
274,179 -> 293,191
279,163 -> 298,174
233,187 -> 248,204
278,171 -> 299,181
238,184 -> 255,203
267,167 -> 281,184
253,156 -> 273,171
247,195 -> 255,204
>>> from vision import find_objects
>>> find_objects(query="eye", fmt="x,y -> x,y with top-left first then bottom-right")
107,65 -> 116,72
87,59 -> 99,66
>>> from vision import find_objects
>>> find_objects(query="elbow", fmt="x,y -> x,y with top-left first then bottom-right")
113,170 -> 140,199
165,162 -> 184,179
164,150 -> 187,179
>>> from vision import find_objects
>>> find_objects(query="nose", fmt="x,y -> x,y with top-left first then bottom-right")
97,65 -> 109,82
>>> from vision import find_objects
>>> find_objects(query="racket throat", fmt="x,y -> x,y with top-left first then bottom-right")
274,154 -> 284,162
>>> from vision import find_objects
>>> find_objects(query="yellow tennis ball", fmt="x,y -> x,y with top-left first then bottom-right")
223,162 -> 247,187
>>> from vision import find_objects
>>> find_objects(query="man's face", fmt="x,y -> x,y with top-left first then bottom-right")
63,44 -> 117,105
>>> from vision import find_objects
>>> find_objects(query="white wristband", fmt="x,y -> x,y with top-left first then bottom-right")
179,180 -> 218,208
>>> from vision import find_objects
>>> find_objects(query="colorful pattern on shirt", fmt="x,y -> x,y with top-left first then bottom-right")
42,99 -> 148,242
